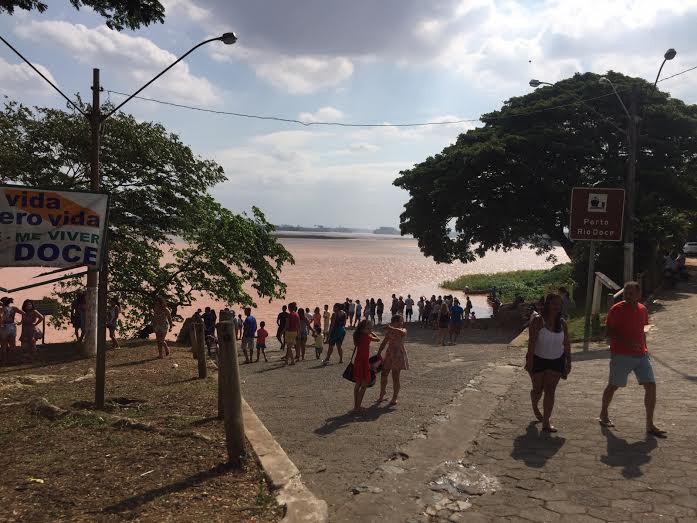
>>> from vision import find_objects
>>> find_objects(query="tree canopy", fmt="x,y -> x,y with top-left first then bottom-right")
395,72 -> 697,277
0,98 -> 294,330
0,0 -> 165,30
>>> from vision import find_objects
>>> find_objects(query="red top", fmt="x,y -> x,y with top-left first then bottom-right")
257,328 -> 268,345
313,312 -> 321,327
606,301 -> 649,355
287,312 -> 300,332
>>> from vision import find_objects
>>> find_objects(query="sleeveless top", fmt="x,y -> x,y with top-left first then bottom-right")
534,319 -> 565,359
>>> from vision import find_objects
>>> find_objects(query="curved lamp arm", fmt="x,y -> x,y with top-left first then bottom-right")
103,33 -> 236,120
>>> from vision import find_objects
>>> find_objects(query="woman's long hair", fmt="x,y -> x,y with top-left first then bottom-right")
542,293 -> 563,332
353,319 -> 370,346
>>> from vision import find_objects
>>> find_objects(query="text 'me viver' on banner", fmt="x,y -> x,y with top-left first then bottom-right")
0,185 -> 109,268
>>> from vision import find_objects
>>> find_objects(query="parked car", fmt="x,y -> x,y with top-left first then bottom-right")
683,242 -> 697,256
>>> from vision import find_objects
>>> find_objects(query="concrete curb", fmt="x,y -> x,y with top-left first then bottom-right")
242,399 -> 328,523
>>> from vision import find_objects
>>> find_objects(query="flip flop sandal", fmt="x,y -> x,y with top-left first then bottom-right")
598,418 -> 615,428
647,427 -> 667,438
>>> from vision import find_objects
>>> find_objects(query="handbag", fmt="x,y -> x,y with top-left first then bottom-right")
561,353 -> 572,380
342,347 -> 357,383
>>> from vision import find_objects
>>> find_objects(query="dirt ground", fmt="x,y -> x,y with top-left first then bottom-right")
0,341 -> 282,523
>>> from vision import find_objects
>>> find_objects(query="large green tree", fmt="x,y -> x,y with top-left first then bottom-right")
0,98 -> 293,330
395,72 -> 697,281
0,0 -> 165,30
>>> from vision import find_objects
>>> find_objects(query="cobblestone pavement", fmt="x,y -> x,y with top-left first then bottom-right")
413,279 -> 697,522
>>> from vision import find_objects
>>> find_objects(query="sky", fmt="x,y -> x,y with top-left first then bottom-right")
2,0 -> 697,229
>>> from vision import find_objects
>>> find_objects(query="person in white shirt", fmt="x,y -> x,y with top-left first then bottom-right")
404,295 -> 415,322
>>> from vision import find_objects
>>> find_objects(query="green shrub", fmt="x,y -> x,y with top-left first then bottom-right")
442,264 -> 575,302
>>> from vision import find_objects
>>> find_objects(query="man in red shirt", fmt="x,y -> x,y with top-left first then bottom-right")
599,281 -> 666,437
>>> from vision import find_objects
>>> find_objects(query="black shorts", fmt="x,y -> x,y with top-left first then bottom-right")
532,355 -> 565,374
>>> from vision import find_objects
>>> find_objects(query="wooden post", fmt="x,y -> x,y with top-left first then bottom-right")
216,319 -> 245,467
217,310 -> 233,419
191,320 -> 206,379
582,242 -> 596,352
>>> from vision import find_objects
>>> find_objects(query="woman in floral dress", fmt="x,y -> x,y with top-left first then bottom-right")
377,314 -> 408,406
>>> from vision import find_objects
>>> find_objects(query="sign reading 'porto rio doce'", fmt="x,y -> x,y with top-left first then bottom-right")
0,185 -> 109,268
569,187 -> 625,242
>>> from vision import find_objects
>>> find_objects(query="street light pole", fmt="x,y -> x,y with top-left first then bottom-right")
0,32 -> 237,406
84,69 -> 101,358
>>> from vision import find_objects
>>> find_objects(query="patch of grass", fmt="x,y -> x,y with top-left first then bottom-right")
255,481 -> 276,508
54,412 -> 109,429
442,264 -> 575,302
566,310 -> 607,343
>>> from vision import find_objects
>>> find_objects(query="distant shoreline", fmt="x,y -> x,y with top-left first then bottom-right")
274,231 -> 410,240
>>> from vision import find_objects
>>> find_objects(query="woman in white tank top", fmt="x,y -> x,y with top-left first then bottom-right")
525,293 -> 571,433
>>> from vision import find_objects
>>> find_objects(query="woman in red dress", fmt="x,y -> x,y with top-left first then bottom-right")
352,320 -> 380,413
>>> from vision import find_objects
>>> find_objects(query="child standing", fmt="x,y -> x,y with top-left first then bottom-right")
313,326 -> 324,359
352,320 -> 380,412
256,321 -> 269,362
377,314 -> 408,406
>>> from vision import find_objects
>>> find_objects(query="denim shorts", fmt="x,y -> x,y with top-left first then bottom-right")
609,354 -> 655,387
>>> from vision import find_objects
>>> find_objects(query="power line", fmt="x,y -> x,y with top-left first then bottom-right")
105,90 -> 479,127
100,64 -> 697,128
657,64 -> 697,83
105,89 -> 628,127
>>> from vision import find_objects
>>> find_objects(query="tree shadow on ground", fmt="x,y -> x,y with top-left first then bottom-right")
0,343 -> 86,374
600,426 -> 657,479
511,422 -> 566,468
314,404 -> 393,436
110,357 -> 160,368
102,462 -> 236,514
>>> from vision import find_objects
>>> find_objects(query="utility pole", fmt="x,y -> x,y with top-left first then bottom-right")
84,68 -> 101,357
624,85 -> 639,284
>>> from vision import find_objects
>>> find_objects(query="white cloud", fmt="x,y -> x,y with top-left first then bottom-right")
188,0 -> 697,100
252,130 -> 332,148
299,106 -> 344,123
255,55 -> 353,95
15,20 -> 222,106
160,0 -> 211,22
0,57 -> 58,97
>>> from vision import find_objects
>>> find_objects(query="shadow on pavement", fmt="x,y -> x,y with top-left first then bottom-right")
572,348 -> 611,362
314,404 -> 393,435
511,422 -> 565,468
600,426 -> 657,479
649,354 -> 697,383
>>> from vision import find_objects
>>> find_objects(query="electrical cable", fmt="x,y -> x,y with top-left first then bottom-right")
104,89 -> 627,128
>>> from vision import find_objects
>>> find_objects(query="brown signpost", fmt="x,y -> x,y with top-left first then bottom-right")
569,187 -> 625,242
570,187 -> 625,352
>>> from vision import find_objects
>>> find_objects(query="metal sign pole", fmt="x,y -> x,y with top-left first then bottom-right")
582,241 -> 596,352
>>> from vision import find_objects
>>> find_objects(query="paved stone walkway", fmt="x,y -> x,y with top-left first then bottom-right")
412,278 -> 697,522
237,325 -> 517,515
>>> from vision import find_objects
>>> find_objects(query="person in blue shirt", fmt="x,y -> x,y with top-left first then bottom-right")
241,307 -> 257,364
449,298 -> 465,343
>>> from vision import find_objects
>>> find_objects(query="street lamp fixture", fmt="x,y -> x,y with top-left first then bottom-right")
655,48 -> 677,86
528,79 -> 553,88
221,32 -> 238,45
598,76 -> 630,118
